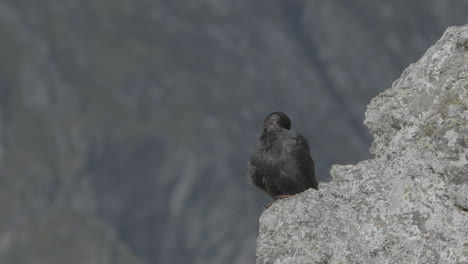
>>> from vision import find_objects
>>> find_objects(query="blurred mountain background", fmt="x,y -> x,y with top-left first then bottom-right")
0,1 -> 466,263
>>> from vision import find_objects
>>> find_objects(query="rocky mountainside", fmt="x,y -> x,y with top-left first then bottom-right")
0,1 -> 467,263
257,24 -> 468,264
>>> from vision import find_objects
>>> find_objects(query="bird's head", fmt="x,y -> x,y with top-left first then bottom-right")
262,111 -> 291,130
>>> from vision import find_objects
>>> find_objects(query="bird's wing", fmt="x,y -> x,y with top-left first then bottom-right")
287,133 -> 318,189
248,147 -> 265,190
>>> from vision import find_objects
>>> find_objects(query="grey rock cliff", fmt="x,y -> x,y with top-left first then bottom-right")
256,25 -> 468,264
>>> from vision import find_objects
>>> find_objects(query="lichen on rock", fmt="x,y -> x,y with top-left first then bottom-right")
256,25 -> 468,264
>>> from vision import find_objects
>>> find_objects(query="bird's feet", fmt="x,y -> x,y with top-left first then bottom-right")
264,201 -> 274,209
264,195 -> 293,209
275,194 -> 292,200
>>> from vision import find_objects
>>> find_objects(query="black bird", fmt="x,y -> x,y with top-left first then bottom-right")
249,112 -> 318,207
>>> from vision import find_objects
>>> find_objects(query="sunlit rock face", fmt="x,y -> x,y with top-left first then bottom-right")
257,25 -> 468,264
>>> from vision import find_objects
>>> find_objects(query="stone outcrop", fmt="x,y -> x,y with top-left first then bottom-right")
256,25 -> 468,264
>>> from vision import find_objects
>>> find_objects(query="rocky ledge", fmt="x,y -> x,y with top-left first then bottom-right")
256,25 -> 468,264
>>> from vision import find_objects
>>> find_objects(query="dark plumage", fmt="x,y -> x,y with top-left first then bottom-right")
249,112 -> 318,201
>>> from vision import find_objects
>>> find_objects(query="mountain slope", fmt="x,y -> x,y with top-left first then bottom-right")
0,1 -> 467,263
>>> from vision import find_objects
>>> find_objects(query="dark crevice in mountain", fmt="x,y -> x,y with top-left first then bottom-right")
0,85 -> 11,123
339,2 -> 405,71
279,0 -> 369,145
85,138 -> 167,263
340,1 -> 426,71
